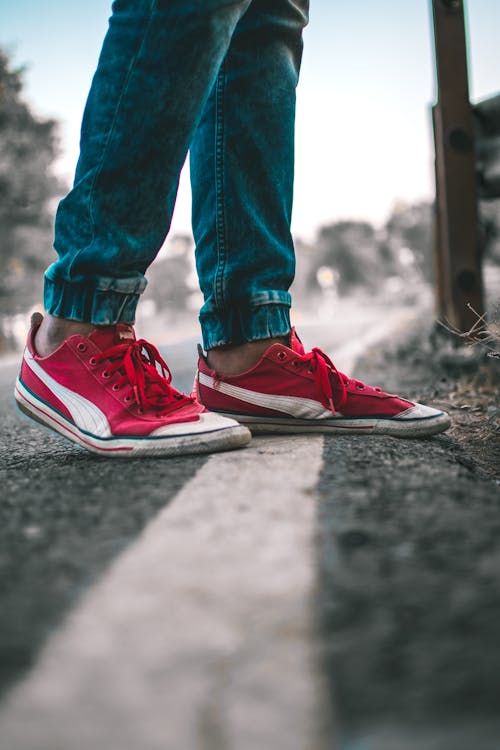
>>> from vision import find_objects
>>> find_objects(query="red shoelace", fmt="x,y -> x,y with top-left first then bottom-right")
305,347 -> 348,415
304,347 -> 384,414
94,338 -> 193,415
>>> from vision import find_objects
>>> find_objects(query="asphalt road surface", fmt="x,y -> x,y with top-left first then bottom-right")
1,308 -> 500,750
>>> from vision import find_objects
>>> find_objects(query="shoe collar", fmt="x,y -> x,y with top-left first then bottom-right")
289,327 -> 305,356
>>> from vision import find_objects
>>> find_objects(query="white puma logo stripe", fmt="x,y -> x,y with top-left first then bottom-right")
198,371 -> 332,419
24,350 -> 112,437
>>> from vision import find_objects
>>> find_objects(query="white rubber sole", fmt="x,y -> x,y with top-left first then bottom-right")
209,409 -> 452,438
14,378 -> 251,458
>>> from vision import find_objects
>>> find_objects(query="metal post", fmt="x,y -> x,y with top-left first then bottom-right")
431,0 -> 485,332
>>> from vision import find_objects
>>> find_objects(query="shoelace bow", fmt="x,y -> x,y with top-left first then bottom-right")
305,347 -> 347,415
95,339 -> 192,414
305,347 -> 383,414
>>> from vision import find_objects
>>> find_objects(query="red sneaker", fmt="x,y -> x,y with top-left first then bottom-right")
194,330 -> 451,438
15,315 -> 250,457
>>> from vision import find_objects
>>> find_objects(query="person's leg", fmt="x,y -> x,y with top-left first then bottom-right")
37,0 -> 253,357
190,0 -> 309,373
190,0 -> 451,438
16,0 -> 254,456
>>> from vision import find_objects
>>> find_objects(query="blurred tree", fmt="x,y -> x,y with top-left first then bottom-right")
313,220 -> 391,295
383,201 -> 433,282
142,235 -> 193,313
0,49 -> 63,318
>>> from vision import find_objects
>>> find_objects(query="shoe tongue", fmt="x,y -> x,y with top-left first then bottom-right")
289,328 -> 306,355
87,323 -> 136,351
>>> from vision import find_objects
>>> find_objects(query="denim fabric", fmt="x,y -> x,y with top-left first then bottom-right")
45,0 -> 309,347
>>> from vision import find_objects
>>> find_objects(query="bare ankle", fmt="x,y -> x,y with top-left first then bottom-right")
206,335 -> 289,376
34,314 -> 96,357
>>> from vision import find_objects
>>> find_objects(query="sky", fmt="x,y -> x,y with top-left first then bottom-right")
1,0 -> 500,240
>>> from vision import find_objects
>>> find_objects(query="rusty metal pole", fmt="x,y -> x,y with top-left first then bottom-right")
431,0 -> 485,332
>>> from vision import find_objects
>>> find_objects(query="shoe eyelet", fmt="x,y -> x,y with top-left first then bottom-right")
77,343 -> 87,352
137,407 -> 144,415
124,395 -> 132,403
292,360 -> 298,367
277,351 -> 286,361
102,370 -> 110,379
89,357 -> 97,366
356,384 -> 365,390
112,384 -> 120,391
307,369 -> 314,375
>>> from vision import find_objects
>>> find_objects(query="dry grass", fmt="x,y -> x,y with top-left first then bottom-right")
438,304 -> 500,359
432,363 -> 500,480
431,307 -> 499,479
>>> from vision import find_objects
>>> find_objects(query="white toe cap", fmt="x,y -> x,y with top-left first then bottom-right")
396,402 -> 445,420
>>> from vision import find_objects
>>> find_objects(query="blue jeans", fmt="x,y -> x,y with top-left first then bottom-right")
45,0 -> 309,350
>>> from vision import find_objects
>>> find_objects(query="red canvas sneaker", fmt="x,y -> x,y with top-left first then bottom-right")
14,315 -> 251,457
194,330 -> 451,438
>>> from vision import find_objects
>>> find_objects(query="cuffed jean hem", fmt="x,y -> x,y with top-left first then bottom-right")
44,272 -> 147,325
200,297 -> 292,351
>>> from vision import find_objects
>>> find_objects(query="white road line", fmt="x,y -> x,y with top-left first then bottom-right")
0,435 -> 328,750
